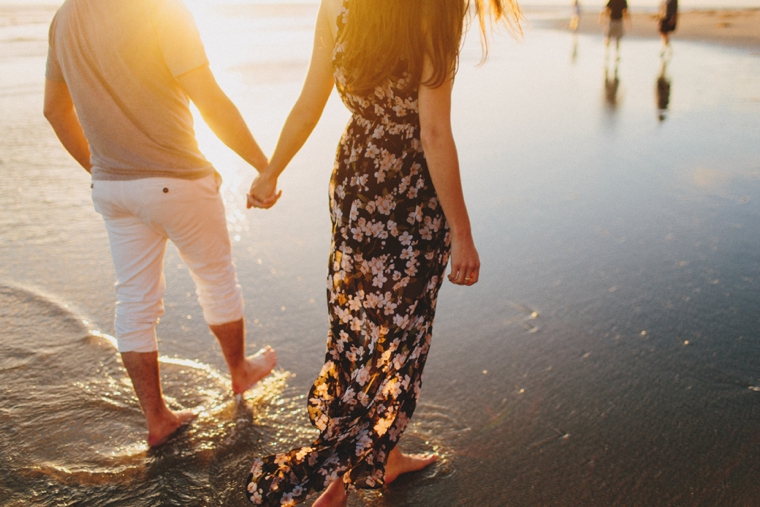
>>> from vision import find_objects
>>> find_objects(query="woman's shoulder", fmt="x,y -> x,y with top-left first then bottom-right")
321,0 -> 343,40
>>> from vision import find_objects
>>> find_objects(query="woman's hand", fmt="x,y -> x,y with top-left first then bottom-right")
247,171 -> 282,209
447,233 -> 480,286
418,59 -> 479,288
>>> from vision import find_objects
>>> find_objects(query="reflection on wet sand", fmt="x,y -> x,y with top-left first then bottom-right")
603,59 -> 621,111
571,32 -> 579,63
602,25 -> 623,114
656,50 -> 672,122
604,52 -> 620,113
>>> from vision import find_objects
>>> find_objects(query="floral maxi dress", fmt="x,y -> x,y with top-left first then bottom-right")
246,3 -> 451,505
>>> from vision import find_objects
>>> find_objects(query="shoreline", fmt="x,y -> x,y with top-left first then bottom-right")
2,4 -> 759,51
529,8 -> 760,50
0,3 -> 55,27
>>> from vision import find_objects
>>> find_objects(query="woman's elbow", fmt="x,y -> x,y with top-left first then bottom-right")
420,125 -> 451,153
291,102 -> 322,132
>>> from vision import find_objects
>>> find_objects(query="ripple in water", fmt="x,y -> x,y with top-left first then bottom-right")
0,283 -> 474,505
0,283 -> 291,506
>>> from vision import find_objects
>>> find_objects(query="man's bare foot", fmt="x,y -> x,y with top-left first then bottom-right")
147,408 -> 197,447
232,346 -> 277,395
384,446 -> 438,484
312,478 -> 347,507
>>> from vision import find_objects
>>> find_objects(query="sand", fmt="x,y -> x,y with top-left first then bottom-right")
535,8 -> 760,50
0,3 -> 57,27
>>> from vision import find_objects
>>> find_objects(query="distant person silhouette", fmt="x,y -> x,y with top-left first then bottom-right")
659,0 -> 678,51
656,51 -> 672,122
600,0 -> 630,59
570,0 -> 581,31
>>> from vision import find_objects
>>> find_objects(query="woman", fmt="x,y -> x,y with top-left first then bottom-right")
246,0 -> 521,505
658,0 -> 678,47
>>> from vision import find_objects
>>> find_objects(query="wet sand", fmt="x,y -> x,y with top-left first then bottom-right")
537,8 -> 760,50
2,2 -> 760,506
0,3 -> 56,25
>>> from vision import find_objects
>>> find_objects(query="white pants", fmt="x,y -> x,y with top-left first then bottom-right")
92,174 -> 244,353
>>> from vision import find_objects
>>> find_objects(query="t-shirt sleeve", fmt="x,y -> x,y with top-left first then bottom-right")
45,15 -> 65,82
151,0 -> 209,77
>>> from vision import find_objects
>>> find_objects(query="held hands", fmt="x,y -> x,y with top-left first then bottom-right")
247,170 -> 282,209
447,233 -> 480,286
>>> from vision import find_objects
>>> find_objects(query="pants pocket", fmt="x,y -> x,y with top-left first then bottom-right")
90,181 -> 110,216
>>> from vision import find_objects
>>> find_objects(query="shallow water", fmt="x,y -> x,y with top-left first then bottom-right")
1,3 -> 760,506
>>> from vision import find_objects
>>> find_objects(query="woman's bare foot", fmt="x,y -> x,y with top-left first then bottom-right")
312,477 -> 347,507
147,408 -> 197,447
232,346 -> 277,395
384,446 -> 438,484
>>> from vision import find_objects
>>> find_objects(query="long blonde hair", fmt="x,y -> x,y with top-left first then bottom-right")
337,0 -> 523,95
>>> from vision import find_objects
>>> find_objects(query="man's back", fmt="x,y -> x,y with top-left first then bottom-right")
46,0 -> 213,180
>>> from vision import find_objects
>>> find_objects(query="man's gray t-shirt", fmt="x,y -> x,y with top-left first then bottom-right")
46,0 -> 214,181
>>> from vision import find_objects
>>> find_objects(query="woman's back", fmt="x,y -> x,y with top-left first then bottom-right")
330,0 -> 422,129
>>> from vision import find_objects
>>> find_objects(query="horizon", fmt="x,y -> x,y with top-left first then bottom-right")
2,0 -> 759,10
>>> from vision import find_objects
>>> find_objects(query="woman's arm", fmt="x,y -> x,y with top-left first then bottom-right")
418,58 -> 480,286
248,0 -> 336,207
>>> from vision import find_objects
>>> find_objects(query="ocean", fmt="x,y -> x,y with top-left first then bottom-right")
1,1 -> 759,505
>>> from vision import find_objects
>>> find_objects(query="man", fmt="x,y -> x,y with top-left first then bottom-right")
44,0 -> 278,447
600,0 -> 630,52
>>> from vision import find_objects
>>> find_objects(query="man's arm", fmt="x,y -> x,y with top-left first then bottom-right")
43,78 -> 92,173
177,65 -> 268,172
